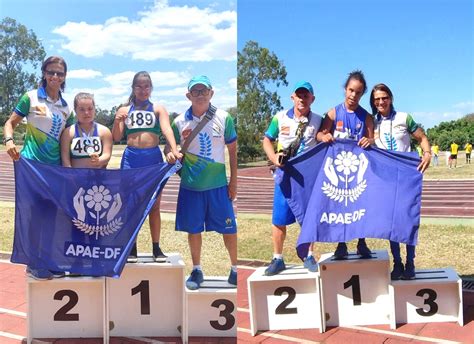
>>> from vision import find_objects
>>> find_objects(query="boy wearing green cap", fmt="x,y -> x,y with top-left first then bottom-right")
263,81 -> 323,276
168,75 -> 237,290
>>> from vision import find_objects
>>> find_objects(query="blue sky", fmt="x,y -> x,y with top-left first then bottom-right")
1,0 -> 237,114
238,0 -> 473,130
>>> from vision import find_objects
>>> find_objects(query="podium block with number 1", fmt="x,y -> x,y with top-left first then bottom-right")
319,250 -> 392,329
106,253 -> 185,339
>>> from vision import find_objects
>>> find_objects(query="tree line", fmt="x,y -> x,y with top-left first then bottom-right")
1,18 -> 471,158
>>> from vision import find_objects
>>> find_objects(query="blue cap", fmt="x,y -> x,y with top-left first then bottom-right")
188,75 -> 212,90
293,81 -> 314,95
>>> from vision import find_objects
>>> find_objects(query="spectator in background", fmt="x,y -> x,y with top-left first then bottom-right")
449,141 -> 459,168
465,142 -> 472,164
431,143 -> 439,166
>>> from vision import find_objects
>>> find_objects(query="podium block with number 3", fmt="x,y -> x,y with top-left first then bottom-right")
27,276 -> 107,344
106,254 -> 185,338
184,277 -> 236,340
247,266 -> 323,335
319,250 -> 392,329
389,268 -> 463,328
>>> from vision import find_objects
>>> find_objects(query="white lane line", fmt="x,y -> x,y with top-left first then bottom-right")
237,327 -> 321,343
345,325 -> 462,344
0,307 -> 26,317
0,331 -> 25,341
237,303 -> 463,344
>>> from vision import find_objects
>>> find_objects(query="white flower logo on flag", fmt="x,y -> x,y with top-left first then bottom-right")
322,150 -> 368,206
72,185 -> 123,239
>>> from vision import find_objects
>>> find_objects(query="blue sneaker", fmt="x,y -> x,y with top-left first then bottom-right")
402,261 -> 416,280
357,241 -> 372,259
186,269 -> 204,290
264,258 -> 286,276
334,243 -> 348,260
26,266 -> 53,281
303,255 -> 318,272
390,261 -> 404,280
228,269 -> 237,285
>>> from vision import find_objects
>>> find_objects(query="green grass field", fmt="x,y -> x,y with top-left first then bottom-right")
237,214 -> 474,278
1,147 -> 473,277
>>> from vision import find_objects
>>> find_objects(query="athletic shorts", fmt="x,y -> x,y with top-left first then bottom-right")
176,186 -> 237,234
120,146 -> 164,169
450,154 -> 457,160
272,182 -> 296,226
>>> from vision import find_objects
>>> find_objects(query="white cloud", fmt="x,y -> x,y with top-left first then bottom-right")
228,77 -> 237,89
453,101 -> 474,111
63,69 -> 237,113
52,0 -> 236,61
67,69 -> 103,79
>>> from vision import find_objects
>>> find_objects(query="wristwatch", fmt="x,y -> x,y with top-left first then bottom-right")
3,137 -> 14,145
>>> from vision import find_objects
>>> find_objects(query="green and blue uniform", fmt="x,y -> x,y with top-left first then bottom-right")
172,106 -> 237,233
14,87 -> 74,165
265,108 -> 322,225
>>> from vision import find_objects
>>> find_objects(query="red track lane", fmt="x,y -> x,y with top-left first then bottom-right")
1,155 -> 473,217
236,265 -> 474,343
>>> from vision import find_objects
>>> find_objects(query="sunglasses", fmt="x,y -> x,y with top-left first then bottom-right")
374,96 -> 390,103
45,70 -> 66,78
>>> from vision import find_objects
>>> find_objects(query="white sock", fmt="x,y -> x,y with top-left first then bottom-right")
193,265 -> 202,271
307,251 -> 313,257
231,265 -> 237,272
273,253 -> 283,260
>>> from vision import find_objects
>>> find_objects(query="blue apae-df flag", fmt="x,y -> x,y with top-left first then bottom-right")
275,140 -> 422,260
11,157 -> 179,277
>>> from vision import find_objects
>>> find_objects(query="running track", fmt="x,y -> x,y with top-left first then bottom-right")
1,155 -> 473,218
1,261 -> 472,343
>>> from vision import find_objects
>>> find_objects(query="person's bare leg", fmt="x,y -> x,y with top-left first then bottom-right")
188,233 -> 202,266
223,233 -> 237,266
272,224 -> 286,255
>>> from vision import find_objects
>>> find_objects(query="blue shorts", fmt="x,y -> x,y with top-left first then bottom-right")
120,146 -> 164,169
272,182 -> 296,226
176,186 -> 237,234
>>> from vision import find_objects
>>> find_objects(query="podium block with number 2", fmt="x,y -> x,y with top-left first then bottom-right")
247,266 -> 323,335
319,250 -> 392,328
27,276 -> 107,344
